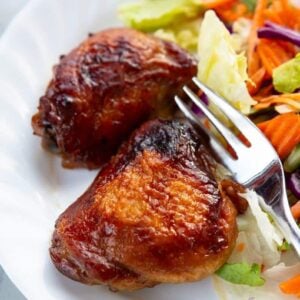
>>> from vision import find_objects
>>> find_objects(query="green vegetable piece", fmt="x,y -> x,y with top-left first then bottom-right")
198,10 -> 255,115
273,54 -> 300,93
216,263 -> 265,287
118,0 -> 202,32
278,240 -> 291,251
241,0 -> 257,12
154,19 -> 201,53
284,144 -> 300,173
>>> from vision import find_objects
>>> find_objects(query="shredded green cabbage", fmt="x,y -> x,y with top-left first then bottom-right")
118,0 -> 202,32
197,10 -> 255,114
233,190 -> 283,267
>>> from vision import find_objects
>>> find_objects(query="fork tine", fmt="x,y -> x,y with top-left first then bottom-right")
192,77 -> 259,144
182,86 -> 245,158
174,95 -> 203,128
174,95 -> 236,165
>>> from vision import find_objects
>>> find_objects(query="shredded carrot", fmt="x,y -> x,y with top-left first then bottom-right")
236,242 -> 246,252
263,10 -> 285,25
263,0 -> 285,24
257,113 -> 300,159
258,93 -> 300,103
253,84 -> 274,101
262,0 -> 300,30
254,94 -> 300,112
273,0 -> 300,29
274,93 -> 299,101
203,0 -> 236,9
280,274 -> 300,296
215,2 -> 251,23
247,67 -> 266,95
289,8 -> 300,30
247,0 -> 267,76
277,41 -> 297,57
257,39 -> 294,77
256,43 -> 278,76
256,121 -> 268,131
291,201 -> 300,220
279,0 -> 289,11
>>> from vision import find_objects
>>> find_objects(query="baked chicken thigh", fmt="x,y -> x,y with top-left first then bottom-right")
32,28 -> 197,168
50,119 -> 246,291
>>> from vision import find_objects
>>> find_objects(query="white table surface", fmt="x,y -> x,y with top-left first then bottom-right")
0,1 -> 29,298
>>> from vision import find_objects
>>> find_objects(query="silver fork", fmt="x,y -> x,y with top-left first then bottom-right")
175,77 -> 300,256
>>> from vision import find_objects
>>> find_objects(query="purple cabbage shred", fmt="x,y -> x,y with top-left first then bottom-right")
287,169 -> 300,199
257,21 -> 300,47
191,92 -> 209,116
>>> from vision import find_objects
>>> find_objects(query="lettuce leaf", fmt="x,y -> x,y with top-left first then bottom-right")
154,19 -> 201,53
273,53 -> 300,93
119,0 -> 202,32
216,263 -> 265,286
197,10 -> 255,114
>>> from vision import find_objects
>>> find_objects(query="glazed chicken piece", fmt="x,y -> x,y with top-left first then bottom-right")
32,28 -> 197,168
50,119 -> 247,291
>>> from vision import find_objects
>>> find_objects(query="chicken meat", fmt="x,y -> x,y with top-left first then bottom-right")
50,119 -> 247,291
32,28 -> 197,168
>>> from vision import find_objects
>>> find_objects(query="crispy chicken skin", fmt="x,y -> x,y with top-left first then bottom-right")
32,28 -> 197,168
50,119 -> 245,291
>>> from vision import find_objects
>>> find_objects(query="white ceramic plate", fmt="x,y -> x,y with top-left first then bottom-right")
0,0 -> 218,299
